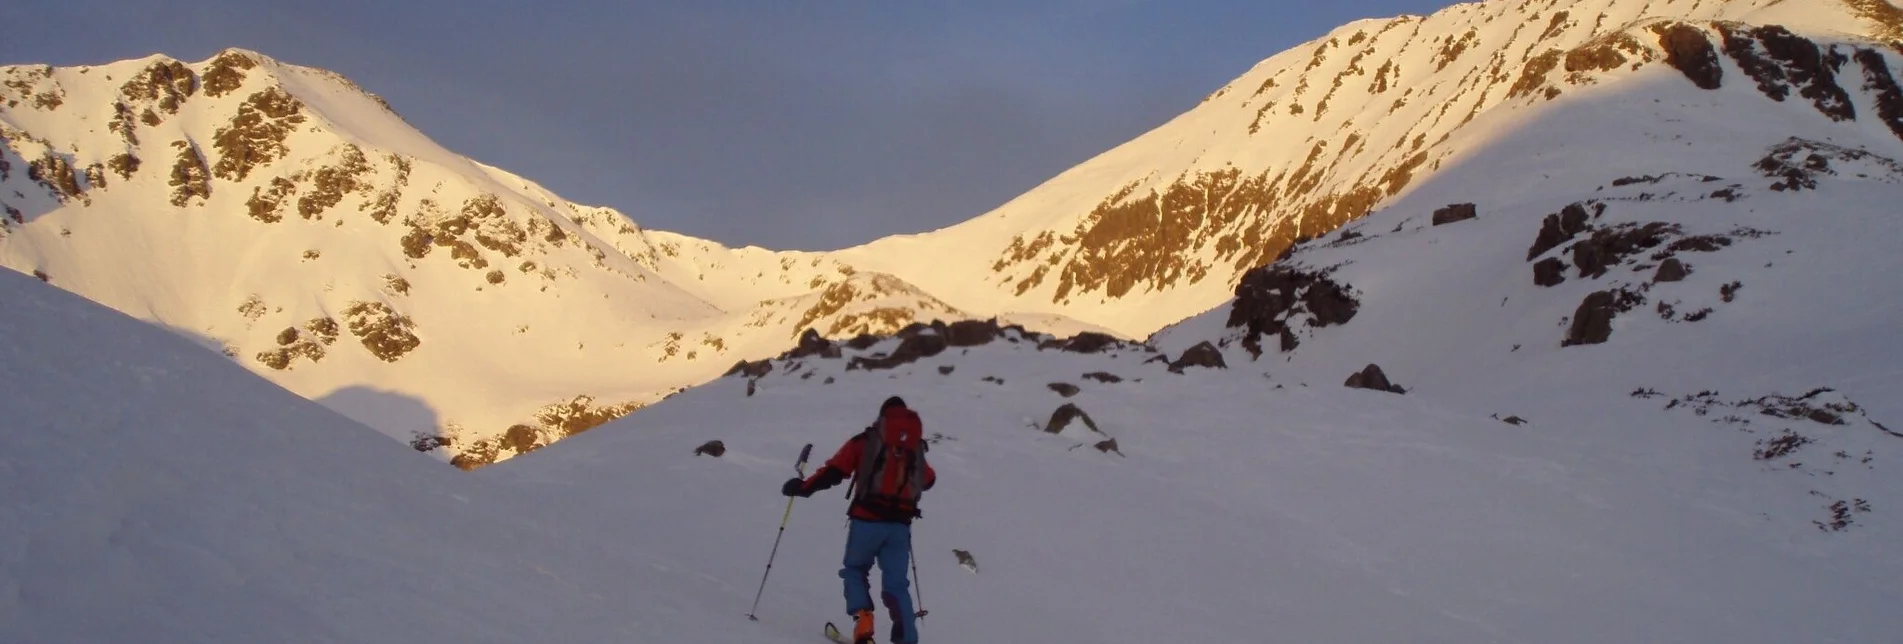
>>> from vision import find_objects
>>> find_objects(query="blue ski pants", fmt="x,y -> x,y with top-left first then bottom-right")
841,518 -> 918,643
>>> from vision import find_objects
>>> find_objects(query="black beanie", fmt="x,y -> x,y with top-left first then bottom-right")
881,396 -> 907,411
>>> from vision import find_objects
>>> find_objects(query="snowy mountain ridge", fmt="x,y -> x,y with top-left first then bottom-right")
0,48 -> 1101,467
8,0 -> 1903,466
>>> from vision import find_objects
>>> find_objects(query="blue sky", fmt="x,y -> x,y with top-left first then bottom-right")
1,0 -> 1458,250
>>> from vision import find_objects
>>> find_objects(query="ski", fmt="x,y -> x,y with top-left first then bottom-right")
822,621 -> 848,644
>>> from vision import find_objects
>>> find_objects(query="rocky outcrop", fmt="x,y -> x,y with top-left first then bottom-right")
1526,203 -> 1595,260
1533,257 -> 1568,287
1571,222 -> 1679,278
1431,203 -> 1477,226
1563,289 -> 1642,346
848,331 -> 948,371
1039,331 -> 1123,354
1226,265 -> 1359,357
789,328 -> 842,359
945,319 -> 1002,347
1167,341 -> 1227,373
1654,22 -> 1723,90
1344,364 -> 1406,394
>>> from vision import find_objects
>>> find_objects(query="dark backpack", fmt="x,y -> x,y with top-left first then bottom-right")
849,407 -> 927,514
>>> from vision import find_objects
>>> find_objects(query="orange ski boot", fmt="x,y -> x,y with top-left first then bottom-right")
852,608 -> 877,644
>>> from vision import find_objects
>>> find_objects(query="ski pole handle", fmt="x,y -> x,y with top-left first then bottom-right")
795,443 -> 813,476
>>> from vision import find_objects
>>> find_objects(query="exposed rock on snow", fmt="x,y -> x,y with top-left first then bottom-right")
946,319 -> 1003,347
1655,257 -> 1691,283
692,440 -> 726,457
1226,265 -> 1359,357
1431,203 -> 1478,226
1526,203 -> 1595,260
1043,402 -> 1104,436
1047,382 -> 1081,398
1533,257 -> 1569,287
1344,363 -> 1406,395
1168,341 -> 1228,373
1563,289 -> 1642,347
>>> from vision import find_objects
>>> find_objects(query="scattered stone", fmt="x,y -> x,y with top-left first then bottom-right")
1082,372 -> 1124,384
1094,438 -> 1123,456
1431,203 -> 1477,226
1343,363 -> 1406,394
1167,341 -> 1228,373
1654,257 -> 1689,283
1048,382 -> 1081,397
954,549 -> 980,574
938,365 -> 955,375
693,440 -> 726,457
1044,403 -> 1104,435
1492,414 -> 1529,426
982,376 -> 1005,385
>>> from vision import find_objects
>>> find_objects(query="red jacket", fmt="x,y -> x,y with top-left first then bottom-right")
800,428 -> 937,524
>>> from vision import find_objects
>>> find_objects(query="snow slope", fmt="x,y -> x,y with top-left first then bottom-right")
489,321 -> 1901,643
6,127 -> 1902,642
9,0 -> 1903,467
0,267 -> 849,644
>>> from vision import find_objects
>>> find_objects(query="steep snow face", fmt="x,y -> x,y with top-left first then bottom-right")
0,50 -> 1063,467
836,0 -> 1903,336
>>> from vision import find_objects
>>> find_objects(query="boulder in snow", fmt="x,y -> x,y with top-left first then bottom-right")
1043,403 -> 1104,435
1655,257 -> 1690,283
1167,341 -> 1228,373
1431,203 -> 1478,226
693,440 -> 726,457
1048,382 -> 1081,397
1344,364 -> 1406,394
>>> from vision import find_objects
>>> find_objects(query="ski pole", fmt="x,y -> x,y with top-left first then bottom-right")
748,443 -> 813,621
910,533 -> 928,619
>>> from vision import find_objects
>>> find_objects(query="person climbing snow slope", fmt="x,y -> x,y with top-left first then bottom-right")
782,396 -> 937,644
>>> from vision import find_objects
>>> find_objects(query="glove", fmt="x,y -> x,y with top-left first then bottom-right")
781,477 -> 809,497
